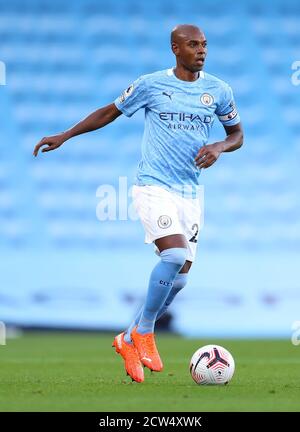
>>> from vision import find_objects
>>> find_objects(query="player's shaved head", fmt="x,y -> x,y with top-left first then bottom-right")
170,24 -> 207,74
171,24 -> 204,45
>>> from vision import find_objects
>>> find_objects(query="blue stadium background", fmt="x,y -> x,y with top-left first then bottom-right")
0,0 -> 299,337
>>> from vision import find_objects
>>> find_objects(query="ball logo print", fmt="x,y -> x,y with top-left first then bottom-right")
189,345 -> 235,385
200,93 -> 214,106
157,215 -> 172,229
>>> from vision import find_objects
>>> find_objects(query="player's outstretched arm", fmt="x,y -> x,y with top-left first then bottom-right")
194,123 -> 243,169
33,103 -> 122,157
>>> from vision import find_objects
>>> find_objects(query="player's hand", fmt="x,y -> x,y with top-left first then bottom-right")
194,142 -> 225,169
33,133 -> 66,157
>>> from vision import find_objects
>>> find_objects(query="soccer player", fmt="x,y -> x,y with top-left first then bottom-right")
33,25 -> 243,383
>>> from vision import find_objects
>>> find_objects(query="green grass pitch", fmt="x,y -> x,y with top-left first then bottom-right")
0,332 -> 299,412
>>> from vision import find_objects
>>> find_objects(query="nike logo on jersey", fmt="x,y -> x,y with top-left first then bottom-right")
162,91 -> 173,100
142,357 -> 152,362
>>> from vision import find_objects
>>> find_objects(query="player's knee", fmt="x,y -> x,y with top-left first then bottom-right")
160,247 -> 188,268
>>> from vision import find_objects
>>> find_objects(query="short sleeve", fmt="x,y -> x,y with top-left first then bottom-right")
215,85 -> 240,126
114,76 -> 149,117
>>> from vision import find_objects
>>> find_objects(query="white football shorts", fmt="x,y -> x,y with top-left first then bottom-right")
132,185 -> 202,262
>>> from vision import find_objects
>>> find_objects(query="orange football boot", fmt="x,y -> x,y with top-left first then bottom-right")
131,326 -> 163,372
112,332 -> 144,383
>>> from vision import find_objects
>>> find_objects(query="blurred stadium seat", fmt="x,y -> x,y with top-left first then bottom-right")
0,0 -> 299,252
0,0 -> 299,335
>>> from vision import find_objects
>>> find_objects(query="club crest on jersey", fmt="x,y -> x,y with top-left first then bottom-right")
158,215 -> 172,229
200,93 -> 214,106
119,84 -> 134,103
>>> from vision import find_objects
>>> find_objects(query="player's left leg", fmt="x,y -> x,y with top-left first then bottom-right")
124,261 -> 191,345
156,260 -> 191,320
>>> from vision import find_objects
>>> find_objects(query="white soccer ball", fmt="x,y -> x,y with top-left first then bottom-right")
189,344 -> 235,385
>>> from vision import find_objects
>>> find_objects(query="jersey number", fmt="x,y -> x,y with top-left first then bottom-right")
189,223 -> 199,243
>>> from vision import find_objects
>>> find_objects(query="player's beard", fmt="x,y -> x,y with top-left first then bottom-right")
193,59 -> 205,72
189,63 -> 204,73
186,58 -> 205,73
179,58 -> 205,74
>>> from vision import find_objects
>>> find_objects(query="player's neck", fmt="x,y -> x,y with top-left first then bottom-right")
173,66 -> 200,82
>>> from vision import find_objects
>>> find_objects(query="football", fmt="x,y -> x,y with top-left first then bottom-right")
189,345 -> 235,385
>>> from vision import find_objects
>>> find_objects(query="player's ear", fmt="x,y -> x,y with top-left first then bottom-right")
171,42 -> 179,56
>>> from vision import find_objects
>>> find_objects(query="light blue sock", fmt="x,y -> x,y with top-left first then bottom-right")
123,255 -> 188,344
156,272 -> 188,321
135,247 -> 187,335
123,273 -> 188,344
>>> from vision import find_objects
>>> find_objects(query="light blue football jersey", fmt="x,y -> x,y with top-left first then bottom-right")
114,68 -> 240,196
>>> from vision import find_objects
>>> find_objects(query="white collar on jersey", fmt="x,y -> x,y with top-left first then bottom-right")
167,68 -> 204,79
